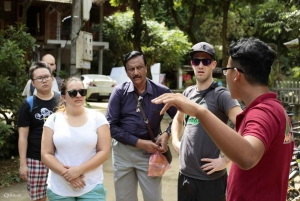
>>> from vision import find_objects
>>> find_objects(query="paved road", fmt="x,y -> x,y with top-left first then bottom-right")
0,101 -> 179,201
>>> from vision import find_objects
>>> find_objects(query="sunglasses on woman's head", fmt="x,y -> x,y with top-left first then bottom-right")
191,58 -> 212,66
67,89 -> 87,98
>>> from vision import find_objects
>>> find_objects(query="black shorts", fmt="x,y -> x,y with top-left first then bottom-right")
178,172 -> 227,201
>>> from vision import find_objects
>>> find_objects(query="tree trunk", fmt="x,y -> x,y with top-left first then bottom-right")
221,0 -> 230,67
70,0 -> 81,76
167,0 -> 198,44
131,0 -> 142,52
21,0 -> 33,25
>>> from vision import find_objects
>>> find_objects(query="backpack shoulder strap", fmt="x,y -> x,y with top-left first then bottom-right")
184,85 -> 197,98
26,96 -> 34,112
30,83 -> 35,96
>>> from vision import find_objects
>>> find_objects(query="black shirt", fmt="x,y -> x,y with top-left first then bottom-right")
17,92 -> 60,160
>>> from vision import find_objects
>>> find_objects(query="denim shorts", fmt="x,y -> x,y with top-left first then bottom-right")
47,183 -> 107,201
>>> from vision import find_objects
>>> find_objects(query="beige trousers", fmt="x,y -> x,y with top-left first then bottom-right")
112,139 -> 163,201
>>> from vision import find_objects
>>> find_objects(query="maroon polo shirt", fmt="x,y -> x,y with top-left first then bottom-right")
227,92 -> 293,201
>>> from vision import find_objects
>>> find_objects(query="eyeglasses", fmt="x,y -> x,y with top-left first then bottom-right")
222,67 -> 244,75
191,58 -> 212,66
32,75 -> 52,82
67,89 -> 87,98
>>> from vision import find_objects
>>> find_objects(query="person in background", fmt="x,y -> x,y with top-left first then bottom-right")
22,54 -> 60,97
41,77 -> 111,201
152,37 -> 294,201
172,42 -> 242,201
18,61 -> 61,201
106,51 -> 177,201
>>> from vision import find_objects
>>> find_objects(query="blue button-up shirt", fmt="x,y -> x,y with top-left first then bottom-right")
106,79 -> 177,146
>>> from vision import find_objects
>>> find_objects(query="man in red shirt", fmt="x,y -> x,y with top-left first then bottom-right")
152,37 -> 294,201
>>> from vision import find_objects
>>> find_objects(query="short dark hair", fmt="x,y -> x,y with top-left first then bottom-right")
122,51 -> 147,69
229,37 -> 276,86
29,61 -> 52,80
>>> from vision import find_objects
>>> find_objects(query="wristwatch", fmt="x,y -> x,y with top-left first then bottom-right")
162,129 -> 171,136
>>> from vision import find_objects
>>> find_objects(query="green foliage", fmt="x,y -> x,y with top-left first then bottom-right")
290,67 -> 300,80
142,20 -> 191,70
107,0 -> 299,82
58,70 -> 69,79
279,0 -> 300,8
0,23 -> 36,159
0,157 -> 21,188
252,0 -> 300,80
102,11 -> 191,74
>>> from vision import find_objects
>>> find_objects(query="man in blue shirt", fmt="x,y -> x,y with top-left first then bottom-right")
106,51 -> 177,201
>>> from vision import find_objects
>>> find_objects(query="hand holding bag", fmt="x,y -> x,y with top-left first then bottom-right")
134,94 -> 173,165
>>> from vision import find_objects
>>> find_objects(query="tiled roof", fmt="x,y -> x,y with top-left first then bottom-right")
35,0 -> 72,3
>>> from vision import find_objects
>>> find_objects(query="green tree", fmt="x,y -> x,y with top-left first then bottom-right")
110,0 -> 145,51
0,24 -> 36,158
102,11 -> 191,74
162,0 -> 266,66
253,0 -> 300,80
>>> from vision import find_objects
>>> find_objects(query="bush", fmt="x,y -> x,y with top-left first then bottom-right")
0,23 -> 36,159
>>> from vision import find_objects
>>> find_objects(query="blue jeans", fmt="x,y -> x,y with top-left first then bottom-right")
47,184 -> 107,201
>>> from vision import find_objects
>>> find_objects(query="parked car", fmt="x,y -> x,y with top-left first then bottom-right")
81,74 -> 117,101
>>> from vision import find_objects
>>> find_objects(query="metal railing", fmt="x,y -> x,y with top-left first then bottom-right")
272,81 -> 300,104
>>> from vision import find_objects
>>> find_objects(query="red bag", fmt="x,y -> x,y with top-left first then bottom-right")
148,151 -> 171,177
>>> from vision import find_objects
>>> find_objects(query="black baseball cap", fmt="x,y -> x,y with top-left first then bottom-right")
190,42 -> 215,59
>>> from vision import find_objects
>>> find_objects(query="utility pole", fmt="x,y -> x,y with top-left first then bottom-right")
98,2 -> 104,75
70,0 -> 81,77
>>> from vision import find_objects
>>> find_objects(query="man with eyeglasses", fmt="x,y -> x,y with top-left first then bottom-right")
106,51 -> 177,201
170,42 -> 242,201
18,61 -> 60,201
152,38 -> 294,201
22,54 -> 60,97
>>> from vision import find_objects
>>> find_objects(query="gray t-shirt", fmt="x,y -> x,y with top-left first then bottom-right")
180,84 -> 239,180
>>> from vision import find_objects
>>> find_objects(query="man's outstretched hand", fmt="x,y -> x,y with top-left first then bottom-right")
151,93 -> 201,117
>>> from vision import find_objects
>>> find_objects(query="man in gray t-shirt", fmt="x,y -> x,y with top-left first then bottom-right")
172,42 -> 242,201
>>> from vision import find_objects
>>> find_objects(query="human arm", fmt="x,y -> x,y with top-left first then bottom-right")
200,105 -> 242,174
152,93 -> 265,170
156,90 -> 178,153
22,80 -> 31,97
106,86 -> 159,152
106,87 -> 140,146
61,124 -> 111,181
227,105 -> 243,125
171,111 -> 184,154
41,126 -> 69,174
18,127 -> 29,181
51,78 -> 59,92
156,132 -> 169,153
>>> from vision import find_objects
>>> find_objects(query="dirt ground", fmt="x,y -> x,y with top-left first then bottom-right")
0,102 -> 179,201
